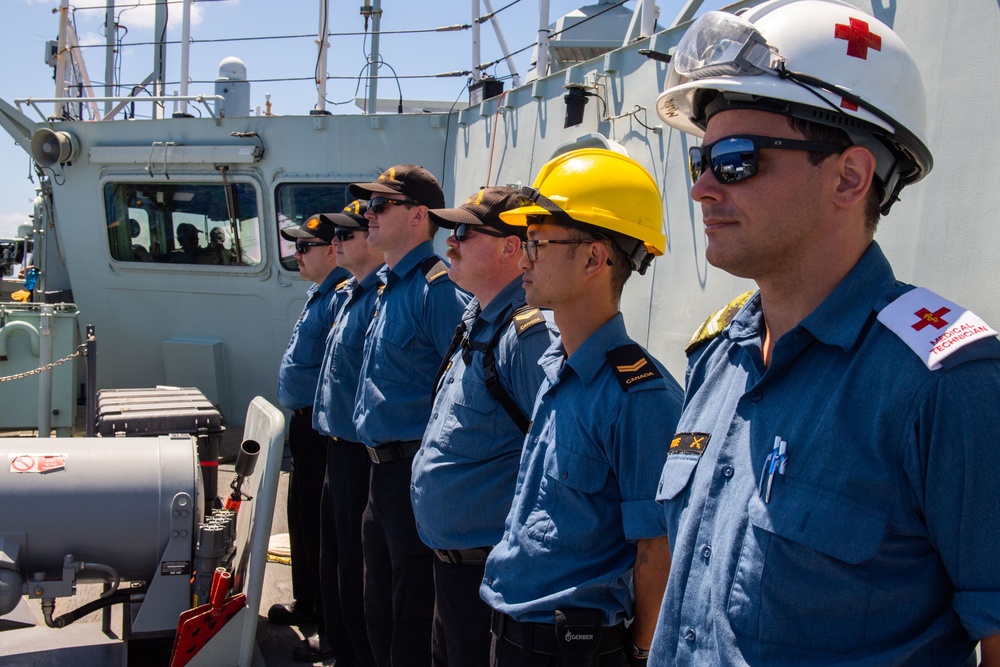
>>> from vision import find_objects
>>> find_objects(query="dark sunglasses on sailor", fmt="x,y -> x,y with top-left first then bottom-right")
368,196 -> 418,215
452,223 -> 505,242
333,229 -> 356,242
690,134 -> 847,184
294,240 -> 329,254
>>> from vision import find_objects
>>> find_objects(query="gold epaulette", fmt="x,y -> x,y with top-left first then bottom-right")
685,290 -> 755,355
512,306 -> 546,336
420,257 -> 449,284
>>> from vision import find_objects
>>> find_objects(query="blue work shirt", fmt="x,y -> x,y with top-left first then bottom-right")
313,268 -> 384,440
651,242 -> 1000,666
411,278 -> 558,550
354,241 -> 471,447
481,313 -> 683,625
277,266 -> 349,410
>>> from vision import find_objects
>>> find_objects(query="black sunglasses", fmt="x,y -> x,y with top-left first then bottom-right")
369,196 -> 418,215
690,134 -> 847,184
452,223 -> 505,242
294,240 -> 329,254
333,229 -> 356,242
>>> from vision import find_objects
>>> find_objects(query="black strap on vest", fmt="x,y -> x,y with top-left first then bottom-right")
430,304 -> 538,434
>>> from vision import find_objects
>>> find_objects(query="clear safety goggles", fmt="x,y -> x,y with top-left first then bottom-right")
670,11 -> 782,81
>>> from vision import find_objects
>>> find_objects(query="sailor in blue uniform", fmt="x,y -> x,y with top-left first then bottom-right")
480,149 -> 683,666
411,186 -> 559,665
349,165 -> 471,666
273,212 -> 350,662
311,200 -> 383,667
649,1 -> 1000,664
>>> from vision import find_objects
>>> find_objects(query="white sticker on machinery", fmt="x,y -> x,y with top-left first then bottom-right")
8,454 -> 66,473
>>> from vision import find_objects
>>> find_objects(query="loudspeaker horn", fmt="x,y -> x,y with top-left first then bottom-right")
30,128 -> 79,167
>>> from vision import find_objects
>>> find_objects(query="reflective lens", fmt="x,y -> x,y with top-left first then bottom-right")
369,196 -> 417,215
453,223 -> 505,242
295,240 -> 329,254
333,229 -> 355,242
690,135 -> 847,184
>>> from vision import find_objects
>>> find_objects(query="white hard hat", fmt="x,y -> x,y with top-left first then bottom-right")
656,0 -> 931,213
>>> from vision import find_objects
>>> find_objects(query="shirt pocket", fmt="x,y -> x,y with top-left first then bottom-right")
437,379 -> 500,459
370,318 -> 416,380
656,454 -> 699,502
727,479 -> 887,653
526,444 -> 610,549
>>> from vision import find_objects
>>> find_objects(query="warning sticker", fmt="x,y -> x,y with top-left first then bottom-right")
9,454 -> 67,474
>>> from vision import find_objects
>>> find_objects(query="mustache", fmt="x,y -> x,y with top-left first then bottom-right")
446,247 -> 460,261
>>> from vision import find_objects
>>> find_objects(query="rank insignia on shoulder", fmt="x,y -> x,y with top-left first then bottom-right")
607,344 -> 663,391
685,290 -> 756,355
512,306 -> 545,335
420,257 -> 449,284
878,286 -> 997,370
669,432 -> 710,456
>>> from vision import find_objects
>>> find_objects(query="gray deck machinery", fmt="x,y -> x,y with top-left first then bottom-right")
0,396 -> 285,667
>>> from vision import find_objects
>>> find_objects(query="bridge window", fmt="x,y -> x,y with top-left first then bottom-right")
274,183 -> 355,272
103,181 -> 261,266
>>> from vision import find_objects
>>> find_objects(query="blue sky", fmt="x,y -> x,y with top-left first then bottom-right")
0,0 -> 681,237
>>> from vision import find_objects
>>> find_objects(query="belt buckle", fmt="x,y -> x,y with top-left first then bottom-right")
366,446 -> 380,463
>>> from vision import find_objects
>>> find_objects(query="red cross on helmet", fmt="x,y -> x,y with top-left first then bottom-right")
656,0 -> 932,214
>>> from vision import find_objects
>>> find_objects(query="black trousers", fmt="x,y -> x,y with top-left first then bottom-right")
489,613 -> 628,667
362,456 -> 435,667
286,411 -> 326,621
431,558 -> 492,666
321,438 -> 376,667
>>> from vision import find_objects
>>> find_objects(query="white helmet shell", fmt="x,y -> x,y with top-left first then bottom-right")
656,0 -> 931,189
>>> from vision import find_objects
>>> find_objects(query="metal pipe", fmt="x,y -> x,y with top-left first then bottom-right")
315,0 -> 330,113
536,0 -> 551,80
85,325 -> 96,438
482,0 -> 520,88
54,0 -> 71,118
472,0 -> 481,83
641,0 -> 657,38
104,1 -> 116,116
0,320 -> 40,360
179,0 -> 193,116
366,0 -> 383,114
37,305 -> 53,438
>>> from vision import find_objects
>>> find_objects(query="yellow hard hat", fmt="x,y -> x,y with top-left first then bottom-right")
501,148 -> 666,274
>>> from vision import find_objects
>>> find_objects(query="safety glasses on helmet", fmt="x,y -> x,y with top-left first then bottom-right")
452,224 -> 505,242
368,197 -> 417,215
294,240 -> 329,254
690,135 -> 845,184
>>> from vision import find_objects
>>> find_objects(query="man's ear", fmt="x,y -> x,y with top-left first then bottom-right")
833,145 -> 876,210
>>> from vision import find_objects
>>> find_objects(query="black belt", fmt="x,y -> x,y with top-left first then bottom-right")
366,440 -> 420,464
491,611 -> 625,656
330,436 -> 363,446
292,406 -> 312,417
433,546 -> 492,565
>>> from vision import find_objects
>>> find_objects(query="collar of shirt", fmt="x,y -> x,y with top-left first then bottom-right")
727,241 -> 900,353
378,240 -> 437,291
540,312 -> 629,386
315,265 -> 350,299
477,277 -> 529,329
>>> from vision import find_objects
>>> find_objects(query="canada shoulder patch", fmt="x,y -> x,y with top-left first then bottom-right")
419,257 -> 449,284
512,306 -> 546,336
607,343 -> 663,391
685,290 -> 756,356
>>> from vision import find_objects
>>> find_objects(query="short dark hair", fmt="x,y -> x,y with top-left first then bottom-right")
565,228 -> 632,299
788,117 -> 884,232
